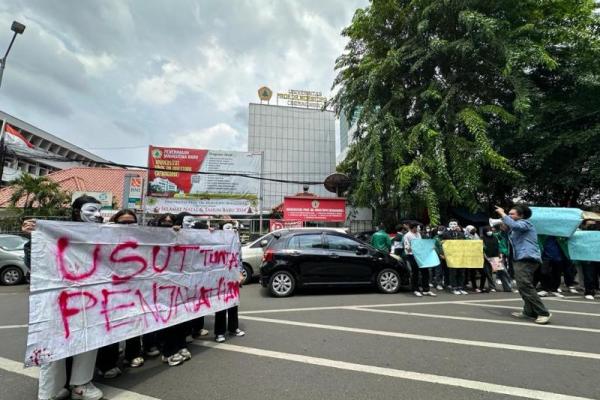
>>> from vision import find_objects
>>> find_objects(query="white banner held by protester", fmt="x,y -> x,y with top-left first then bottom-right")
25,221 -> 241,367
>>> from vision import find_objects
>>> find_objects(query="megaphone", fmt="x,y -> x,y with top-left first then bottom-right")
489,218 -> 502,227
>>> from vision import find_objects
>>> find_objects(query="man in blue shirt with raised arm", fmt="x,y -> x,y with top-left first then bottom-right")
495,205 -> 551,325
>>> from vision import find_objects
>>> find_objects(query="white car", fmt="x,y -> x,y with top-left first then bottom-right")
240,227 -> 348,284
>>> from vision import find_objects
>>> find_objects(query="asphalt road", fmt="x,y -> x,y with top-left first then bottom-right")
1,283 -> 599,400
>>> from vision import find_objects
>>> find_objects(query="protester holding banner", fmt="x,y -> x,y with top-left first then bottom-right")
492,224 -> 515,286
483,226 -> 512,292
537,236 -> 570,298
443,221 -> 468,295
464,225 -> 483,292
404,223 -> 436,297
95,210 -> 145,379
431,226 -> 447,290
158,212 -> 194,367
580,220 -> 600,300
37,195 -> 104,400
214,223 -> 246,342
480,226 -> 500,293
496,205 -> 551,324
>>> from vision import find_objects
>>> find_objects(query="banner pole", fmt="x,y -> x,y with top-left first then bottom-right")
258,151 -> 264,235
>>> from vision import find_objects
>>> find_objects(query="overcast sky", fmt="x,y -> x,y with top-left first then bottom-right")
0,0 -> 367,166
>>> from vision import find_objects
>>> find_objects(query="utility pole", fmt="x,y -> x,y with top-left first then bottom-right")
0,21 -> 26,89
0,21 -> 26,187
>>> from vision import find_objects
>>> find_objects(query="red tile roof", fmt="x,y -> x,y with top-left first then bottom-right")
0,167 -> 147,209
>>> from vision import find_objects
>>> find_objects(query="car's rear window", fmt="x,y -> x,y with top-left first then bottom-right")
0,236 -> 27,250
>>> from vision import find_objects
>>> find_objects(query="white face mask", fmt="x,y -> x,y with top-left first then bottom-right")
486,232 -> 493,237
182,216 -> 195,229
80,203 -> 102,223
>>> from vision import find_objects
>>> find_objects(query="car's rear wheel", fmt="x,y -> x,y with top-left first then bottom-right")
1,266 -> 23,286
376,268 -> 400,294
241,263 -> 253,285
269,270 -> 295,297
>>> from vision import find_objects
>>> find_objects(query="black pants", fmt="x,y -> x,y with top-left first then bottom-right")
466,270 -> 478,289
143,331 -> 160,351
407,255 -> 430,292
162,323 -> 187,357
480,262 -> 496,291
547,259 -> 576,290
515,260 -> 550,317
188,316 -> 205,337
215,307 -> 239,335
582,262 -> 600,296
449,268 -> 465,290
96,337 -> 142,372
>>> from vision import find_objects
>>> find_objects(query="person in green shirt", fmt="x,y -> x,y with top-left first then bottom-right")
371,223 -> 392,253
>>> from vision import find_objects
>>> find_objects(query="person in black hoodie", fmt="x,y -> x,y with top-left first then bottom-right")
481,226 -> 500,292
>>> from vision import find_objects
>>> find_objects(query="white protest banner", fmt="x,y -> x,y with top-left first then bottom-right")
25,221 -> 241,367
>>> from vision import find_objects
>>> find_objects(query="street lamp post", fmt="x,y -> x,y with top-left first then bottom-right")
0,20 -> 26,89
0,21 -> 25,186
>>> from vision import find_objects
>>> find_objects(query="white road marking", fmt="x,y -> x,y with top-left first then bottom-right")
194,341 -> 596,400
347,307 -> 600,333
239,297 -> 522,315
0,324 -> 27,330
459,302 -> 600,317
0,356 -> 162,400
240,315 -> 600,360
545,298 -> 600,305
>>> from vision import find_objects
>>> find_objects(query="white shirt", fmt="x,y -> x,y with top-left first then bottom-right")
403,231 -> 421,255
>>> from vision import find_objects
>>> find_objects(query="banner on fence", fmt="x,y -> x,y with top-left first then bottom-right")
529,207 -> 582,238
568,230 -> 600,262
442,240 -> 484,269
269,219 -> 303,231
411,239 -> 440,268
25,221 -> 241,367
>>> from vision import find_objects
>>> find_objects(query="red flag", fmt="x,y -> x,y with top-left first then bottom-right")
4,124 -> 34,148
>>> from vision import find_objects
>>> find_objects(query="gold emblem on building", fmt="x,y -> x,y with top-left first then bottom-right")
258,86 -> 273,102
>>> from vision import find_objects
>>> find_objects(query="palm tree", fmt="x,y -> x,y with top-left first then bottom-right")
9,174 -> 70,216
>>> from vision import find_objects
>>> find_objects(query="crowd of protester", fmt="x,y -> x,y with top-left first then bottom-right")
375,208 -> 599,302
25,196 -> 246,400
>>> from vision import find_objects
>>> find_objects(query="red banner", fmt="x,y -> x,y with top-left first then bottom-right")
269,219 -> 303,231
148,146 -> 208,196
283,197 -> 346,222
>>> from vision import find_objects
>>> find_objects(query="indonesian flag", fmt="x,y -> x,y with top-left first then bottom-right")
4,123 -> 34,148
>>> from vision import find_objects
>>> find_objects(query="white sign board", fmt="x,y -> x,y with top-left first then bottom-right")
190,151 -> 260,195
25,221 -> 241,367
145,197 -> 257,215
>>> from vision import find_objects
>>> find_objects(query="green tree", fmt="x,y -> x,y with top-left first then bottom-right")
9,174 -> 70,216
333,0 -> 600,224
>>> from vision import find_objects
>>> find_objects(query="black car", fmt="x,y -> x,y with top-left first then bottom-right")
260,229 -> 410,297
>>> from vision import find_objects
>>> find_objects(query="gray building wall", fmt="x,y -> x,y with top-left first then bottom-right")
248,103 -> 336,210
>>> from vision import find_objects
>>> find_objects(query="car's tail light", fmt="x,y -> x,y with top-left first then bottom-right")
263,249 -> 274,263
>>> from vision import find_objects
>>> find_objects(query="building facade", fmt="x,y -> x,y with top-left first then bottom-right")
248,103 -> 336,210
336,107 -> 361,165
0,110 -> 108,183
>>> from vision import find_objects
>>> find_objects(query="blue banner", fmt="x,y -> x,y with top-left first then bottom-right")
568,231 -> 600,262
411,239 -> 441,268
529,207 -> 582,238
